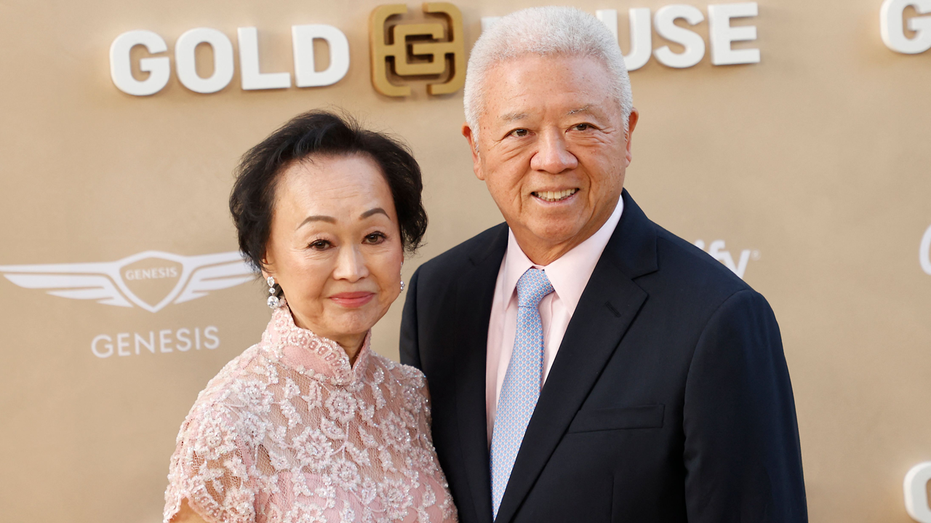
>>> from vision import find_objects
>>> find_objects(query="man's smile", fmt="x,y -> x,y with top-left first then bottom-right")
532,188 -> 579,202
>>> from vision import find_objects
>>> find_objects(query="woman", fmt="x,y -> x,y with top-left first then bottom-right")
163,111 -> 457,523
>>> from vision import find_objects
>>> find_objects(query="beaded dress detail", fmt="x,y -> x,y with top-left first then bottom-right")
164,307 -> 457,523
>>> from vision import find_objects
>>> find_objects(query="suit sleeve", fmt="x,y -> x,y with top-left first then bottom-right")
399,267 -> 422,370
683,289 -> 808,523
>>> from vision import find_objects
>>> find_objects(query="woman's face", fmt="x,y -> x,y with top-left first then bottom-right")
262,154 -> 403,354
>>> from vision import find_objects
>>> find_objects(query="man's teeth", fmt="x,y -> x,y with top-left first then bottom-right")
535,189 -> 577,202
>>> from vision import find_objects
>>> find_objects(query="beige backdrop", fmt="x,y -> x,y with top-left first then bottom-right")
1,0 -> 929,521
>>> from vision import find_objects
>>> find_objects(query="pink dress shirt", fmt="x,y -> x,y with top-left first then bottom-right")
486,196 -> 625,442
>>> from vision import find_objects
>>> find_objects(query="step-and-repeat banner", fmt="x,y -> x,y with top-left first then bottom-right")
1,0 -> 929,521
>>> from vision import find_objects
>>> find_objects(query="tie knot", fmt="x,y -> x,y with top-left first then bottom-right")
515,268 -> 555,308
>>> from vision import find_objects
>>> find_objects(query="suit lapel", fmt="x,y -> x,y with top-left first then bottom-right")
452,224 -> 508,523
494,191 -> 659,523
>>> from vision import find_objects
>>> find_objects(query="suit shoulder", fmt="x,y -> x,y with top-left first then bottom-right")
414,223 -> 507,280
650,225 -> 755,300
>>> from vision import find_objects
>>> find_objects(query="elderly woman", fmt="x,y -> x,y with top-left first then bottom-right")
163,111 -> 457,523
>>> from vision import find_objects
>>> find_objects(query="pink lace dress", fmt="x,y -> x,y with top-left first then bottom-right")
164,307 -> 457,523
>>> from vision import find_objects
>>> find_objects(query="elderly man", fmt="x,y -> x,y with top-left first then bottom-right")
401,6 -> 806,523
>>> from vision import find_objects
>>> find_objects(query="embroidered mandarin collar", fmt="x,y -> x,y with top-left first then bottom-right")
261,306 -> 372,385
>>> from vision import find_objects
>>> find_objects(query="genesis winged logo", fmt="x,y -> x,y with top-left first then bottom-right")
0,251 -> 255,312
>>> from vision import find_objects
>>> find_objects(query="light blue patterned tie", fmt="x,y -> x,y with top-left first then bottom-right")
490,267 -> 554,519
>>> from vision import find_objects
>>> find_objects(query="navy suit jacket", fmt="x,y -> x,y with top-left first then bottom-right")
400,190 -> 807,523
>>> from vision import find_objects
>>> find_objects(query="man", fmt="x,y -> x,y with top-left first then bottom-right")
401,7 -> 806,523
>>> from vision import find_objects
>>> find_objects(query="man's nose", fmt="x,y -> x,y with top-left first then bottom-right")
530,129 -> 578,173
333,245 -> 369,282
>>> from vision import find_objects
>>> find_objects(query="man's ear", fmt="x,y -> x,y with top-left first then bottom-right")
624,108 -> 640,166
462,124 -> 485,181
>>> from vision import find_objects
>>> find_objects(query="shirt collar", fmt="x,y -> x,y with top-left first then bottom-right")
502,195 -> 624,314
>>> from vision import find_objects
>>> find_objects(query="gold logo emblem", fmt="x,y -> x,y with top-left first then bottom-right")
370,3 -> 465,97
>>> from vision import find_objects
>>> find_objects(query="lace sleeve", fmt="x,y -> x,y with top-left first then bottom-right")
164,402 -> 256,523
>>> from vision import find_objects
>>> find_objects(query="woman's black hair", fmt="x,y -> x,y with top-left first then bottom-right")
229,110 -> 427,270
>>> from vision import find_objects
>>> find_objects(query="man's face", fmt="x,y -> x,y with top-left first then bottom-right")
464,54 -> 638,264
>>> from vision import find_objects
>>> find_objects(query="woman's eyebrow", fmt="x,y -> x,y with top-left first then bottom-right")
360,208 -> 388,219
296,215 -> 336,230
296,208 -> 387,230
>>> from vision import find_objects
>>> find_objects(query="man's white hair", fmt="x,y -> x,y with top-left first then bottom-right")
463,6 -> 633,143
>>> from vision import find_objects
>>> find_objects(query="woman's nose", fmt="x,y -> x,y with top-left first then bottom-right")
333,245 -> 369,281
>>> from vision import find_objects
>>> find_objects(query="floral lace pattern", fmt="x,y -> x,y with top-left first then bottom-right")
164,307 -> 457,523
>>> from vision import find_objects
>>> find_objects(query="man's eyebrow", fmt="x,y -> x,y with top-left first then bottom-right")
499,112 -> 529,122
297,215 -> 336,230
360,207 -> 389,219
567,105 -> 595,116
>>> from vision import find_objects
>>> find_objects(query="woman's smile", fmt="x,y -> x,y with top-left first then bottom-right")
329,291 -> 376,308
